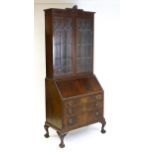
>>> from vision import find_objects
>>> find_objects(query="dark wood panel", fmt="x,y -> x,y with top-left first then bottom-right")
56,76 -> 102,98
45,13 -> 53,78
45,79 -> 62,129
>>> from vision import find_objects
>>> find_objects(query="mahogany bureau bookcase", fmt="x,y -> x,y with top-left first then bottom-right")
44,6 -> 106,148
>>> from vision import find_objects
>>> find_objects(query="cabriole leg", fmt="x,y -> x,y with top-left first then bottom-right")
101,119 -> 106,133
57,131 -> 67,148
44,124 -> 49,138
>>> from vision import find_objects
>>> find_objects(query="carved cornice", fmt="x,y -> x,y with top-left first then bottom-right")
44,5 -> 95,17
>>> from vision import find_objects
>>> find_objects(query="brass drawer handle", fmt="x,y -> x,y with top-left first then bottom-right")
81,98 -> 87,103
96,94 -> 102,100
68,108 -> 73,114
95,111 -> 99,116
68,101 -> 73,106
95,102 -> 99,106
68,118 -> 74,124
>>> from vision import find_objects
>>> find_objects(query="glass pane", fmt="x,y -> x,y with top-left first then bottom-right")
53,16 -> 73,76
76,18 -> 93,73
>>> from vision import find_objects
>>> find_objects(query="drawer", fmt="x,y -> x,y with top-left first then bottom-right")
63,93 -> 103,116
64,100 -> 102,116
63,110 -> 103,130
65,93 -> 103,107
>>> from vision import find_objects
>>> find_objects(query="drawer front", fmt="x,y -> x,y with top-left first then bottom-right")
63,110 -> 103,130
65,94 -> 103,107
64,93 -> 103,116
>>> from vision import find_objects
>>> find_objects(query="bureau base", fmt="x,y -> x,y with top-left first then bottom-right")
44,75 -> 106,148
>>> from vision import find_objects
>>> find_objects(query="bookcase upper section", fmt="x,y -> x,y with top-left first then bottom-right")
44,7 -> 95,79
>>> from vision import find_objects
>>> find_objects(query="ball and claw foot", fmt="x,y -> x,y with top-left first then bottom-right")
59,142 -> 65,148
101,128 -> 106,133
101,120 -> 106,134
57,131 -> 67,148
44,125 -> 49,138
44,133 -> 49,138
